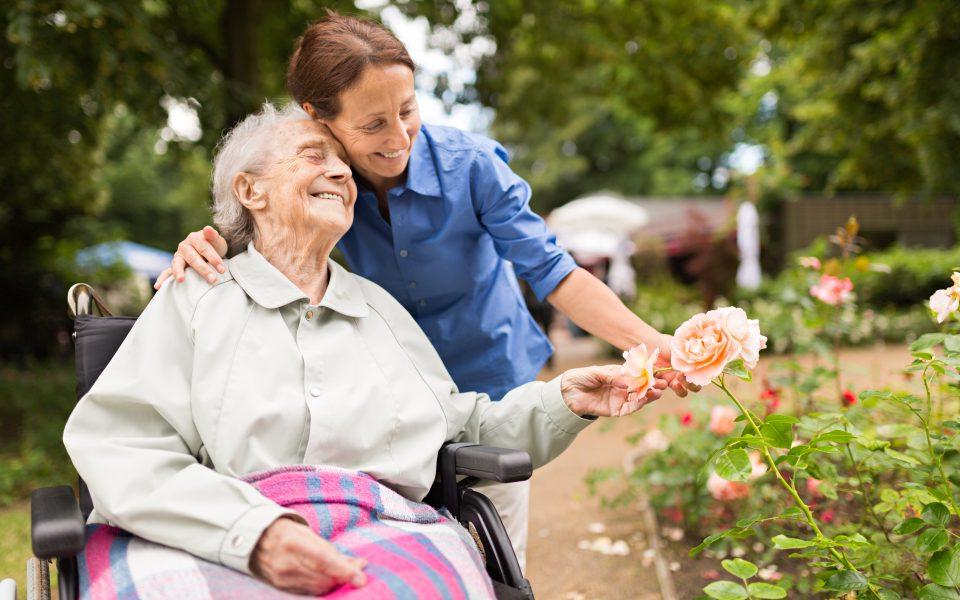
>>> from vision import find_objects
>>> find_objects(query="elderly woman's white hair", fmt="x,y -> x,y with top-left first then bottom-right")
211,102 -> 312,252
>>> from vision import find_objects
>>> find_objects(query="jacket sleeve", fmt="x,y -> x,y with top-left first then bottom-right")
365,278 -> 594,470
62,274 -> 303,575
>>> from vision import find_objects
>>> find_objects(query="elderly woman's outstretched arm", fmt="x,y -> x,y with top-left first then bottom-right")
63,273 -> 303,575
354,279 -> 655,467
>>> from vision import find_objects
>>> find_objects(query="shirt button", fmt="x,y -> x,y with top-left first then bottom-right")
231,535 -> 244,549
310,387 -> 321,397
399,249 -> 408,258
408,281 -> 417,288
418,300 -> 426,307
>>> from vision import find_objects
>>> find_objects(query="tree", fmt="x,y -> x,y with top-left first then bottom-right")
403,0 -> 752,210
745,0 -> 960,197
0,0 -> 360,359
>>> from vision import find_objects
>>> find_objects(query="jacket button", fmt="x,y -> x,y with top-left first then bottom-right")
231,535 -> 244,548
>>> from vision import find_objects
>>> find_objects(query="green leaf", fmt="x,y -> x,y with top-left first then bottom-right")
919,583 -> 960,600
723,359 -> 752,382
885,448 -> 920,465
690,531 -> 732,556
928,547 -> 960,588
779,507 -> 804,520
703,581 -> 749,600
823,569 -> 869,592
721,558 -> 758,579
918,528 -> 949,553
811,429 -> 856,444
715,448 -> 752,482
924,503 -> 952,527
747,583 -> 787,599
760,416 -> 795,449
945,335 -> 960,354
912,333 -> 946,352
893,517 -> 926,535
771,534 -> 815,549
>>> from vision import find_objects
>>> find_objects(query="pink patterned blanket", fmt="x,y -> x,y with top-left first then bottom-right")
78,466 -> 495,598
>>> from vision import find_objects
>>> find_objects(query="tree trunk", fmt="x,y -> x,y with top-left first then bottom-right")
220,0 -> 263,128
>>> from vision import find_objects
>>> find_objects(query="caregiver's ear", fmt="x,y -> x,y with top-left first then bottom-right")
301,102 -> 320,120
233,172 -> 267,211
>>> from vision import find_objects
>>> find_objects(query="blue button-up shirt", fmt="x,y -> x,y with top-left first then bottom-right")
338,123 -> 577,400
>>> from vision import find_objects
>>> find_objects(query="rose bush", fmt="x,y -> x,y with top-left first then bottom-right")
607,219 -> 960,598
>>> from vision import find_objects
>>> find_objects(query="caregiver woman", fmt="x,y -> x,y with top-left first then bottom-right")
156,12 -> 695,568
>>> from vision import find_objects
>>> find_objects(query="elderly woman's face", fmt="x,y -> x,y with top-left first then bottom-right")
324,64 -> 421,186
258,120 -> 357,237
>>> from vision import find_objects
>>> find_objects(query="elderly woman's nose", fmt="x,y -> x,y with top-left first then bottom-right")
324,160 -> 352,182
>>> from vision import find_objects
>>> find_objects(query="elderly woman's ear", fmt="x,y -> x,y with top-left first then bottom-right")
233,172 -> 268,211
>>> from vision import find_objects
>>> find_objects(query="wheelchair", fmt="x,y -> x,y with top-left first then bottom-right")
0,284 -> 535,600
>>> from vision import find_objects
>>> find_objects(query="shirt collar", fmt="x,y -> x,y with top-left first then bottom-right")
228,242 -> 369,318
358,126 -> 441,199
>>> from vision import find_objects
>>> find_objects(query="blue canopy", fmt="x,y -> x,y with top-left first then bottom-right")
76,241 -> 174,281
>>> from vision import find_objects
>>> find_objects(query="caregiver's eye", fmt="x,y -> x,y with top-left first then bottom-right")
362,120 -> 384,133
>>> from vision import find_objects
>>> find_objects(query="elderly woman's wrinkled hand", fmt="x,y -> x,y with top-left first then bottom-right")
251,517 -> 367,596
560,364 -> 668,418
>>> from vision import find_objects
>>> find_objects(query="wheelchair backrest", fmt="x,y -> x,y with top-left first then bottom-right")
72,314 -> 137,519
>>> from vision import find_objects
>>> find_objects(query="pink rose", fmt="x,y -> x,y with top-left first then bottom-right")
748,451 -> 768,480
671,307 -> 768,386
809,274 -> 854,305
709,405 -> 738,436
806,477 -> 824,499
707,472 -> 750,501
620,343 -> 659,401
799,256 -> 821,270
930,274 -> 960,323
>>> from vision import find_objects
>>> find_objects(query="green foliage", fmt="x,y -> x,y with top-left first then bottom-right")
0,362 -> 76,506
746,0 -> 960,197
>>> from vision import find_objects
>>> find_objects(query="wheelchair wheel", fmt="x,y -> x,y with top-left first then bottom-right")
25,558 -> 50,600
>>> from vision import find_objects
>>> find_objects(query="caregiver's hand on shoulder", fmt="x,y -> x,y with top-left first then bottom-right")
561,365 -> 667,418
154,226 -> 229,289
251,517 -> 367,596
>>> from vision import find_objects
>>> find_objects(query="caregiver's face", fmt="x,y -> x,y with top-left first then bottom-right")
324,64 -> 421,185
262,120 -> 357,235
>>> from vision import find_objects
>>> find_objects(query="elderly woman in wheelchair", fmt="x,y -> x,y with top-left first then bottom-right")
60,102 -> 666,599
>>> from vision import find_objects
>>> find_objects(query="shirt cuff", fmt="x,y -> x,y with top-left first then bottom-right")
218,503 -> 306,575
540,375 -> 595,435
530,252 -> 578,301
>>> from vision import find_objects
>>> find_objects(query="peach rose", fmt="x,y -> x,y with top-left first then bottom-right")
620,343 -> 659,399
799,256 -> 821,270
929,273 -> 960,323
748,451 -> 768,480
809,274 -> 854,306
707,472 -> 750,501
708,405 -> 738,436
806,477 -> 824,499
670,307 -> 768,386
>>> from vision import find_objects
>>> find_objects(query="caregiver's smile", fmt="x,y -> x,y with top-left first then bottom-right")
324,63 -> 421,191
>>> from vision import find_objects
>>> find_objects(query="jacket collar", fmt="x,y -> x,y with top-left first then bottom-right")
228,242 -> 369,318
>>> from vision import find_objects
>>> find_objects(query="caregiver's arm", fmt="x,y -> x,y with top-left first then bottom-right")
547,267 -> 662,353
63,273 -> 334,582
468,141 -> 695,396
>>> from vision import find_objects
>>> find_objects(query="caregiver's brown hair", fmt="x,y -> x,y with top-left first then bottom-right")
287,12 -> 416,120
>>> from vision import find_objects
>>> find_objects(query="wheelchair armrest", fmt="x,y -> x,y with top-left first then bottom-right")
31,486 -> 85,559
447,444 -> 533,483
436,443 -> 533,520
